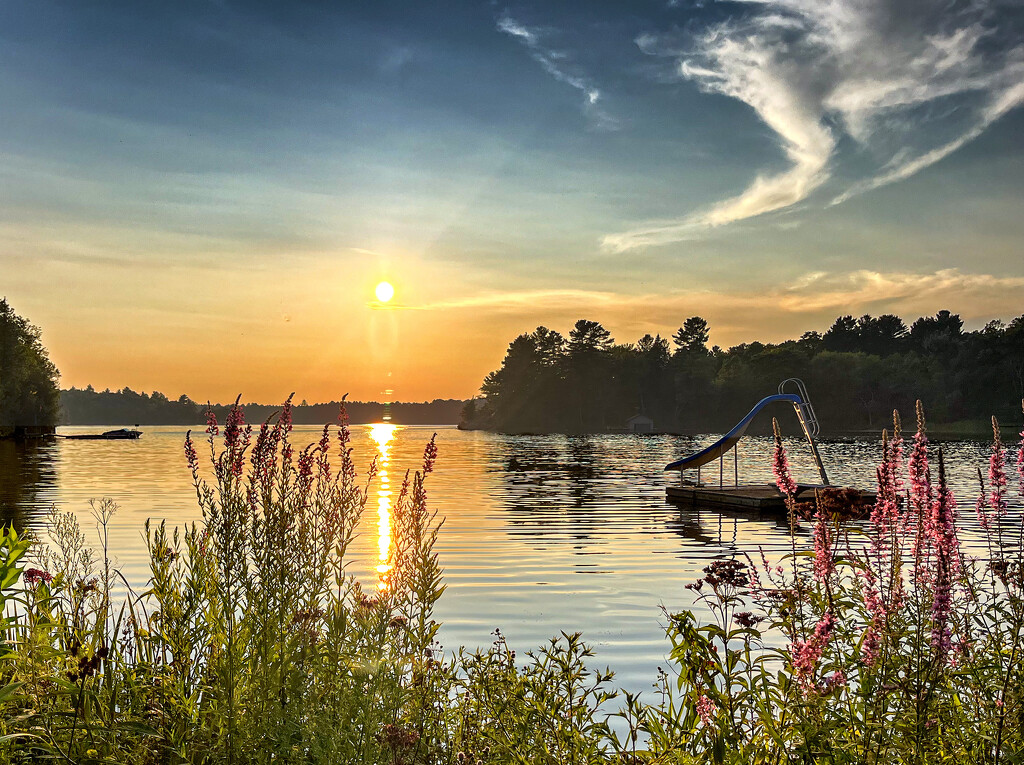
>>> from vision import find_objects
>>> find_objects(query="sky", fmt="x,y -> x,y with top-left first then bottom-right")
2,0 -> 1023,403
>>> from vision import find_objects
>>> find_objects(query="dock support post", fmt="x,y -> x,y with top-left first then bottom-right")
719,453 -> 723,488
734,447 -> 738,487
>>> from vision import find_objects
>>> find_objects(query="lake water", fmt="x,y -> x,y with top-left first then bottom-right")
1,424 -> 1020,695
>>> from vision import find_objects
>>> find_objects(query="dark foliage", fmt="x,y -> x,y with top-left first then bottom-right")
0,298 -> 60,429
468,311 -> 1024,433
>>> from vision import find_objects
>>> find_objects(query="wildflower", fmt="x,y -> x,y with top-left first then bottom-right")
378,723 -> 420,750
825,669 -> 848,689
772,419 -> 798,497
355,592 -> 379,610
908,401 -> 932,515
205,406 -> 219,437
792,612 -> 835,684
703,558 -> 748,590
735,611 -> 763,629
989,417 -> 1008,520
184,431 -> 199,474
86,749 -> 98,758
1017,399 -> 1023,493
280,393 -> 294,433
812,505 -> 835,583
929,449 -> 959,659
859,568 -> 885,666
23,568 -> 53,586
423,433 -> 438,474
696,693 -> 716,726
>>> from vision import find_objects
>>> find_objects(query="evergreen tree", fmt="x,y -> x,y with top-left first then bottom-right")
0,298 -> 61,428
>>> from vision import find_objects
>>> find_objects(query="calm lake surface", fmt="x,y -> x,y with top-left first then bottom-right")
1,424 -> 1020,695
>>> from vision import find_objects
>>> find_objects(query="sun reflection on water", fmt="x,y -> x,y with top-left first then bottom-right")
369,423 -> 397,590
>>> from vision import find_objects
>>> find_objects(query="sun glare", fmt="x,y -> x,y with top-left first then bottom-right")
375,281 -> 395,303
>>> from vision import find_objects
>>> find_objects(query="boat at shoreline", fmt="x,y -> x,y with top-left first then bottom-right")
62,428 -> 142,441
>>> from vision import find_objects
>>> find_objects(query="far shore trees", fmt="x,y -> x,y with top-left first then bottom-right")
0,298 -> 60,430
469,310 -> 1024,434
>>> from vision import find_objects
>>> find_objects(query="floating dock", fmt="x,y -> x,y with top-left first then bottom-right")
665,482 -> 876,514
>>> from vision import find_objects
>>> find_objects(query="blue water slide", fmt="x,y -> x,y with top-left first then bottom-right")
664,393 -> 802,471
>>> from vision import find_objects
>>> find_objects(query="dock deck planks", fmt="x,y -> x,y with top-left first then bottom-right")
665,483 -> 875,513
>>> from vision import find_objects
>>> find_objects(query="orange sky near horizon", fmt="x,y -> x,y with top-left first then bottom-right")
11,254 -> 1024,404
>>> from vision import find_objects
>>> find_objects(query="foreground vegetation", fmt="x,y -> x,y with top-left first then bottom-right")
1,398 -> 1023,763
468,311 -> 1024,433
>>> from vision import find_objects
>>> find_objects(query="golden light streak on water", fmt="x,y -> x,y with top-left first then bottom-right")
369,423 -> 397,589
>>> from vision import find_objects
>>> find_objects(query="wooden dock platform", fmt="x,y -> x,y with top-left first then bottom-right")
666,483 -> 874,513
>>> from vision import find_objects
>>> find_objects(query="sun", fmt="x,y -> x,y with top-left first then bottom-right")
375,281 -> 395,303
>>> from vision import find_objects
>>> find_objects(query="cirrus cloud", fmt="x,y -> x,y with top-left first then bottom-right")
605,0 -> 1024,252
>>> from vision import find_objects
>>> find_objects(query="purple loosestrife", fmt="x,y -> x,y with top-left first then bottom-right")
423,434 -> 439,474
205,406 -> 219,437
909,402 -> 935,585
696,694 -> 716,726
859,570 -> 885,666
223,400 -> 251,480
772,419 -> 798,498
929,449 -> 959,659
812,506 -> 835,584
792,612 -> 835,687
989,417 -> 1008,523
184,431 -> 199,476
1017,399 -> 1024,494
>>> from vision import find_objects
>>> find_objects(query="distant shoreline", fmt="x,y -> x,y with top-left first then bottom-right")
59,387 -> 468,427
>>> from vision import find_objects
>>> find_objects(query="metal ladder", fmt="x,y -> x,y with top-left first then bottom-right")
778,378 -> 829,485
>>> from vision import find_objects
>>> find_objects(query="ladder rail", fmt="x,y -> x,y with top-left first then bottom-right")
778,378 -> 829,485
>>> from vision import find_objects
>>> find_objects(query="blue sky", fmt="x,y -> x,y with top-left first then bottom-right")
2,0 -> 1023,401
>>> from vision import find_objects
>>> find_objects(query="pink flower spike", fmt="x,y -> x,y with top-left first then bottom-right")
696,694 -> 716,726
772,419 -> 798,497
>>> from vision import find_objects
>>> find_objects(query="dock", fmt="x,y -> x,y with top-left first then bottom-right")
665,482 -> 875,514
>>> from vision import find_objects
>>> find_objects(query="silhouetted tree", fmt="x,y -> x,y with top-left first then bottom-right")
0,298 -> 60,429
856,314 -> 908,356
673,317 -> 710,355
823,315 -> 859,353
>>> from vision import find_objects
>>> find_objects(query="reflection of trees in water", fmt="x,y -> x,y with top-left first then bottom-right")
0,439 -> 58,530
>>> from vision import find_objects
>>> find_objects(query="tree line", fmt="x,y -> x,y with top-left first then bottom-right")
61,387 -> 467,426
463,311 -> 1024,434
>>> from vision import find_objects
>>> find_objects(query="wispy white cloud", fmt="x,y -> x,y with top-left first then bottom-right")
407,268 -> 1024,346
497,13 -> 618,130
607,0 -> 1024,251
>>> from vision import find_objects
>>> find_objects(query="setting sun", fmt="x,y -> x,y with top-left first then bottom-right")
375,281 -> 394,303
